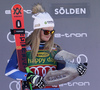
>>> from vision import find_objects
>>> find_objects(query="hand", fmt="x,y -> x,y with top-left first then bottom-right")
35,75 -> 46,88
77,63 -> 87,76
27,73 -> 46,88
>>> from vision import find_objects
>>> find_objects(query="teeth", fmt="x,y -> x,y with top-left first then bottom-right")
48,74 -> 66,81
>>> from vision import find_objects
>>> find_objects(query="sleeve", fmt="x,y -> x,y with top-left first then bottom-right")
5,49 -> 28,81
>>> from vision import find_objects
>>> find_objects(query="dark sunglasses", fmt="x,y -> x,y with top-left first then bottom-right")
41,29 -> 55,35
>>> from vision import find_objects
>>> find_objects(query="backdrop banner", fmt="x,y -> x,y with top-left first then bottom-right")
0,0 -> 100,90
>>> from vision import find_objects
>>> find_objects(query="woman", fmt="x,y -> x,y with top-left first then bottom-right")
5,4 -> 87,90
5,4 -> 64,90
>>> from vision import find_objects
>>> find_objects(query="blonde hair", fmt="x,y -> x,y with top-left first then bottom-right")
32,4 -> 45,14
25,29 -> 54,61
25,4 -> 54,61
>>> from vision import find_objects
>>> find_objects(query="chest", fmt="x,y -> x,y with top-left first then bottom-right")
26,49 -> 57,76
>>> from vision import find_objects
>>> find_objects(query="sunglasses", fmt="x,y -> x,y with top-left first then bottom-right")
41,29 -> 55,35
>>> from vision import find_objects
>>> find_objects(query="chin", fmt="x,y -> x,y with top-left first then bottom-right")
44,39 -> 50,42
44,40 -> 49,42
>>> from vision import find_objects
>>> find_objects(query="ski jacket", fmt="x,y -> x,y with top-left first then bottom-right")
5,42 -> 65,89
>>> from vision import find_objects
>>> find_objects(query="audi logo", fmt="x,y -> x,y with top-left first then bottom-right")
9,81 -> 20,90
7,31 -> 33,43
30,66 -> 56,77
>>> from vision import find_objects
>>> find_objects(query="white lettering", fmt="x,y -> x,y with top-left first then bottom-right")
55,8 -> 59,15
5,10 -> 32,14
76,8 -> 80,14
59,7 -> 65,15
70,8 -> 75,14
59,82 -> 90,87
55,33 -> 88,38
80,8 -> 86,14
54,7 -> 87,15
5,10 -> 11,14
54,33 -> 62,38
65,33 -> 87,38
24,10 -> 32,14
5,8 -> 87,15
65,9 -> 69,14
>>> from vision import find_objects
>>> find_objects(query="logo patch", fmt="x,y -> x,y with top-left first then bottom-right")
37,52 -> 49,57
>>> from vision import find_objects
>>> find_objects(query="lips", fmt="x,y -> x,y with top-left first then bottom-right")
46,36 -> 50,38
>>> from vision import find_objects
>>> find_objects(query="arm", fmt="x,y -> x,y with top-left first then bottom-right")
5,49 -> 28,81
5,49 -> 46,88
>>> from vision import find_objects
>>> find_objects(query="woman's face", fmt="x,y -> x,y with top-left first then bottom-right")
40,27 -> 54,42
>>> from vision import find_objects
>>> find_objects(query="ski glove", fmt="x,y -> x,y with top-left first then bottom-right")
27,73 -> 46,88
77,63 -> 87,76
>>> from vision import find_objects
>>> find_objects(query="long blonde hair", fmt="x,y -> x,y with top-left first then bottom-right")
25,4 -> 54,61
25,29 -> 54,61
